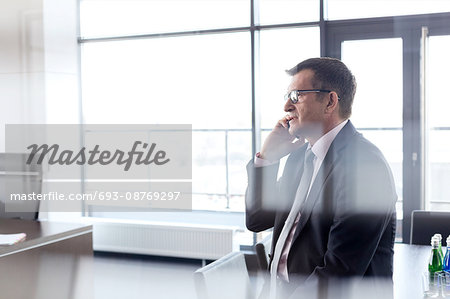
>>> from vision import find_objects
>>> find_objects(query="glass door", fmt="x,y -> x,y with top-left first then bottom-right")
325,13 -> 450,243
425,34 -> 450,211
341,38 -> 404,241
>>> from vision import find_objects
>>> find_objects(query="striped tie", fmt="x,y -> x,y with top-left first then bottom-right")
270,148 -> 315,298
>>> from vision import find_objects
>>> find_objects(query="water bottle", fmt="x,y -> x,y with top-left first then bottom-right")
444,236 -> 450,272
426,237 -> 443,298
443,236 -> 450,297
434,233 -> 444,260
429,236 -> 443,273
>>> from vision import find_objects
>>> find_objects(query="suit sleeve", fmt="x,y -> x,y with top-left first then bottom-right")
245,159 -> 280,232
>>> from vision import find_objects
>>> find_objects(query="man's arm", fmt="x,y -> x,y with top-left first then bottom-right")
245,117 -> 305,232
245,159 -> 280,232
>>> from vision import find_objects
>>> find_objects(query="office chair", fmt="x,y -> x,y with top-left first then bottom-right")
410,210 -> 450,245
0,153 -> 42,220
194,251 -> 255,299
255,233 -> 272,271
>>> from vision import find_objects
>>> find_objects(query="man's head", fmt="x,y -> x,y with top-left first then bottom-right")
284,57 -> 356,142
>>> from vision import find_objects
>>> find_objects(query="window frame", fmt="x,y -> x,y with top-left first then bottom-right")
77,0 -> 450,244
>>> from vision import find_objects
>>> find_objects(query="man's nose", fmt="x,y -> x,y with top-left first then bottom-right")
284,100 -> 294,113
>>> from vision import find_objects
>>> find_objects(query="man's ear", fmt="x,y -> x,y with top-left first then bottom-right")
325,92 -> 339,113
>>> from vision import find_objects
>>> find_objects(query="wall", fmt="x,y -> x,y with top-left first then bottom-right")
0,0 -> 44,151
0,0 -> 82,220
0,0 -> 80,151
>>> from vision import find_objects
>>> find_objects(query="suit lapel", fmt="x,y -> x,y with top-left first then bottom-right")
291,155 -> 336,242
291,121 -> 359,243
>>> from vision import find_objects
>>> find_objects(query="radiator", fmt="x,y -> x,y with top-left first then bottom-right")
92,221 -> 238,260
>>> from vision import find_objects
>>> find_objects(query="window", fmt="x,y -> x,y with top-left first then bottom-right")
259,0 -> 319,24
79,0 -> 322,247
79,0 -> 450,245
327,0 -> 450,20
341,38 -> 403,225
80,0 -> 250,37
79,1 -> 321,221
425,35 -> 450,211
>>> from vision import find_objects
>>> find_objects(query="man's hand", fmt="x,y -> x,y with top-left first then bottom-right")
260,115 -> 305,162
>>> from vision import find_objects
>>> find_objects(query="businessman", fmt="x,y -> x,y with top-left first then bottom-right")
245,57 -> 397,298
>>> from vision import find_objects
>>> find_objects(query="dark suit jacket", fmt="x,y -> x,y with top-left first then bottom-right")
246,121 -> 397,291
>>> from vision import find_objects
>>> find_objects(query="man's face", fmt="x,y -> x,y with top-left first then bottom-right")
284,69 -> 328,140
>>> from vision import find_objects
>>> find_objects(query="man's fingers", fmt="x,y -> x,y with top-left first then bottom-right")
277,119 -> 288,129
277,115 -> 293,129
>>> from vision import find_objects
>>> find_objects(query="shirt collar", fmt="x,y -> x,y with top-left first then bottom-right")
308,119 -> 348,161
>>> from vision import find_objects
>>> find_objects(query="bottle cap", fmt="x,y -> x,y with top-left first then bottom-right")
434,233 -> 442,240
431,236 -> 440,246
447,235 -> 450,244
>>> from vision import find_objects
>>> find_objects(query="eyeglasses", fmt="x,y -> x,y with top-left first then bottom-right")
284,89 -> 340,104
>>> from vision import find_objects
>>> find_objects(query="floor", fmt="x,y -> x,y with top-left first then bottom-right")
93,252 -> 202,299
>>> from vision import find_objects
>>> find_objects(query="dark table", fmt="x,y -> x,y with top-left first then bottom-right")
0,219 -> 93,299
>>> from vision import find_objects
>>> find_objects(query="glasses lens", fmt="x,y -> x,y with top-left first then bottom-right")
290,91 -> 298,103
284,91 -> 299,103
